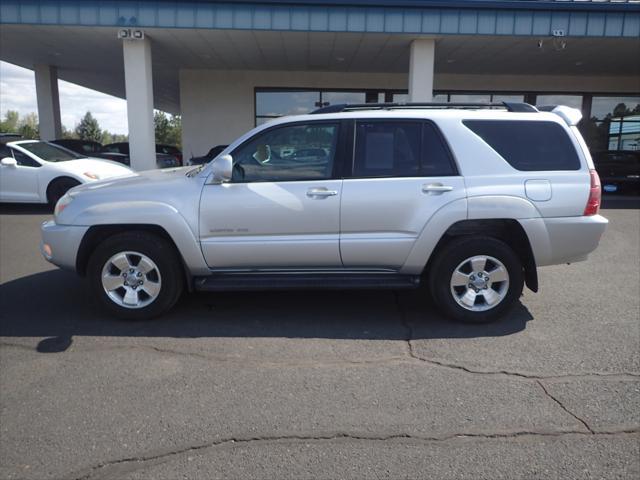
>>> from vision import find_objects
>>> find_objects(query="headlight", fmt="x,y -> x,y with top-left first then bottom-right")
54,194 -> 73,218
83,171 -> 100,180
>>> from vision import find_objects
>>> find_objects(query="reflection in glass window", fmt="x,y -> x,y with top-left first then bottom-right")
354,121 -> 422,177
256,91 -> 319,117
591,96 -> 640,119
536,95 -> 583,110
449,94 -> 491,104
491,94 -> 525,103
323,92 -> 366,106
231,123 -> 339,182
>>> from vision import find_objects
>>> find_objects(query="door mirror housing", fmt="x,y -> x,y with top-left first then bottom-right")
211,154 -> 233,184
1,157 -> 17,168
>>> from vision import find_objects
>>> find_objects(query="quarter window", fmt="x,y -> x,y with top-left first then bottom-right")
463,120 -> 581,171
231,122 -> 339,182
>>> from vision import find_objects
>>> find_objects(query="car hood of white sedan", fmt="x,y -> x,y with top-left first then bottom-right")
55,158 -> 134,179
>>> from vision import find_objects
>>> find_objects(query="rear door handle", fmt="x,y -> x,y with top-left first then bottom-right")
306,188 -> 338,198
422,183 -> 453,194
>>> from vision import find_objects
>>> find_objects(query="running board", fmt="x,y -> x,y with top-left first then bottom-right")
194,273 -> 421,291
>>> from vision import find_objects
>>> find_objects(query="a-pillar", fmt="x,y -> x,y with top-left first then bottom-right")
122,34 -> 156,171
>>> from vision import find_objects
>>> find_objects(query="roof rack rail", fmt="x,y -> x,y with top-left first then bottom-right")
310,101 -> 538,114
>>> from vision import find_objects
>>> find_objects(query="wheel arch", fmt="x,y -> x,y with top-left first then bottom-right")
424,219 -> 538,292
45,176 -> 82,203
76,224 -> 195,291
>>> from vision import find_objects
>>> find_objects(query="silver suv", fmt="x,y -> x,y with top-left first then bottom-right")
40,102 -> 608,323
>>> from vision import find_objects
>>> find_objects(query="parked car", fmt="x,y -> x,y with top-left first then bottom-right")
593,150 -> 640,194
0,140 -> 132,205
156,144 -> 183,165
41,102 -> 607,323
0,133 -> 23,143
51,138 -> 103,156
188,145 -> 228,165
102,142 -> 181,168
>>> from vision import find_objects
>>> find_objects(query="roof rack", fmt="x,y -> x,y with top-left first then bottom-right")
310,101 -> 538,114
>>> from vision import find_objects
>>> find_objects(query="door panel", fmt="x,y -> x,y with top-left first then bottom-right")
340,177 -> 466,268
0,165 -> 40,202
199,120 -> 344,270
199,180 -> 342,268
340,119 -> 465,269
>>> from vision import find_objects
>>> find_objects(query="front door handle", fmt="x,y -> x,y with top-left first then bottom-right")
422,183 -> 453,194
307,188 -> 338,198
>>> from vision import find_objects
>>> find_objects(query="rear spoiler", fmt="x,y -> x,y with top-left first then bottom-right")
537,105 -> 582,126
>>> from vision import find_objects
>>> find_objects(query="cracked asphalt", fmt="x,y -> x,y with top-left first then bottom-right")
1,197 -> 639,480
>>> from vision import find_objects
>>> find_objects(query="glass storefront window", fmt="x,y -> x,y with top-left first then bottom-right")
322,91 -> 366,106
491,94 -> 524,103
591,96 -> 640,119
256,91 -> 319,119
536,95 -> 583,110
449,94 -> 492,103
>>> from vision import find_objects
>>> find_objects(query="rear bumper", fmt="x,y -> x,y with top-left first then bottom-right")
521,215 -> 608,266
40,220 -> 89,272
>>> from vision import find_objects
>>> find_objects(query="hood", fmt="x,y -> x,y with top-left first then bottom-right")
68,166 -> 193,196
55,158 -> 133,179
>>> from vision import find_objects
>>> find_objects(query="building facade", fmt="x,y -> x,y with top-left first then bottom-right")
1,0 -> 639,169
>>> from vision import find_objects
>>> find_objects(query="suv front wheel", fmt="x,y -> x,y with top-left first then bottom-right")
87,231 -> 184,320
429,236 -> 524,323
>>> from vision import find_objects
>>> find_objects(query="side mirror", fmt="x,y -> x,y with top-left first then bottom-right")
211,154 -> 233,183
0,157 -> 17,168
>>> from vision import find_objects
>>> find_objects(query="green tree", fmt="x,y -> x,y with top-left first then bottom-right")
75,111 -> 102,142
154,111 -> 181,148
0,110 -> 20,132
18,113 -> 39,139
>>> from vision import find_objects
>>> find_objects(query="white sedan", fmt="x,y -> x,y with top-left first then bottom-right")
0,140 -> 133,205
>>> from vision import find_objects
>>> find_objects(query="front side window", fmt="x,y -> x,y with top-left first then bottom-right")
463,120 -> 581,171
231,122 -> 339,182
11,148 -> 41,167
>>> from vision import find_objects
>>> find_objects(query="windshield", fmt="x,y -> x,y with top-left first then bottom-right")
19,142 -> 84,162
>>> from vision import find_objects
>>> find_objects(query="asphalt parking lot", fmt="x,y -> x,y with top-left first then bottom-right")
0,197 -> 638,480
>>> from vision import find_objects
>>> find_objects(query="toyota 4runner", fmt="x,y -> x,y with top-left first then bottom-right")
41,102 -> 608,323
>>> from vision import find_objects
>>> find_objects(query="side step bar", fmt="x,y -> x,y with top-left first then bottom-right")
194,273 -> 421,292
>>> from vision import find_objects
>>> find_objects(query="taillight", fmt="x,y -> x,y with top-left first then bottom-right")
584,169 -> 601,216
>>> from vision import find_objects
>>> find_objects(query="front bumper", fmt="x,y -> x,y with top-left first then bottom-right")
40,220 -> 89,272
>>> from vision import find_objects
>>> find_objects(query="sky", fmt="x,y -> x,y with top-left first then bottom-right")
0,61 -> 129,134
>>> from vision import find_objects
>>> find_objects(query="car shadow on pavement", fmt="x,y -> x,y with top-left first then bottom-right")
0,203 -> 53,215
0,270 -> 533,353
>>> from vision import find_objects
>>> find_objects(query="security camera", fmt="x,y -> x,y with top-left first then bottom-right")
132,30 -> 144,39
537,40 -> 543,49
117,29 -> 130,39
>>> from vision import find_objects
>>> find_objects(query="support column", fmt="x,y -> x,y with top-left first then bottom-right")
122,35 -> 156,171
34,65 -> 62,141
408,39 -> 435,102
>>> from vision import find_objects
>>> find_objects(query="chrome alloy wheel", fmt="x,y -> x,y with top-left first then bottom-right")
449,255 -> 510,312
101,251 -> 162,309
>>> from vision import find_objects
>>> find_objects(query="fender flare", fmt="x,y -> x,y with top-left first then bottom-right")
73,201 -> 210,276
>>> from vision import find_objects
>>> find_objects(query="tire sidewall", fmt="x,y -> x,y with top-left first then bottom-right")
430,237 -> 524,323
87,232 -> 183,320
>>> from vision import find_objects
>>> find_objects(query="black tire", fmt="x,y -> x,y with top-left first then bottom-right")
47,177 -> 80,207
428,236 -> 524,323
87,231 -> 184,320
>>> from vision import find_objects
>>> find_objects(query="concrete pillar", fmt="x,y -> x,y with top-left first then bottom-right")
408,39 -> 435,102
34,65 -> 62,141
122,35 -> 156,171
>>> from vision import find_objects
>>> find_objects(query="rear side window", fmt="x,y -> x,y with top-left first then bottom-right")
463,120 -> 581,171
353,121 -> 456,177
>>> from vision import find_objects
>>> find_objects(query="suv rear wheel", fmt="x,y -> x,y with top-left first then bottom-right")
87,231 -> 183,320
429,236 -> 524,323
